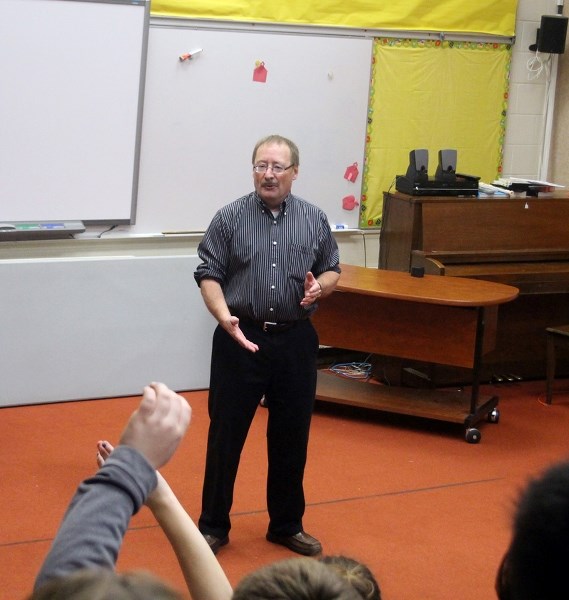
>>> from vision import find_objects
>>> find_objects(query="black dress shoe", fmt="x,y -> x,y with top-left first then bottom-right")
203,533 -> 229,555
266,530 -> 322,556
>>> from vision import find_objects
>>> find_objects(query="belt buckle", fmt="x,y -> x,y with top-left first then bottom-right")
263,321 -> 277,332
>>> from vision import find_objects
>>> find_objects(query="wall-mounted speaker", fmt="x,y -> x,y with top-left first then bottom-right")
537,14 -> 568,54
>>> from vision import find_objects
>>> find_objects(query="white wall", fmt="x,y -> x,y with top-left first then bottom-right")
502,0 -> 562,180
0,254 -> 215,407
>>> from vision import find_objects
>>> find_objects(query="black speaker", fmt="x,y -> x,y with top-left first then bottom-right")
538,14 -> 568,54
435,149 -> 457,182
405,149 -> 428,183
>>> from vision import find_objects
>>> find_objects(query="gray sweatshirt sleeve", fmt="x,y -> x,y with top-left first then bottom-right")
34,445 -> 157,590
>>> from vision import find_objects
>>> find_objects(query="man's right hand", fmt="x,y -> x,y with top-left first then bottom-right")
222,316 -> 259,353
199,280 -> 259,352
118,382 -> 191,470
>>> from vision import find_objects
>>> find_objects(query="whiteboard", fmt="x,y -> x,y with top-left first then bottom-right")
0,0 -> 149,223
131,22 -> 372,233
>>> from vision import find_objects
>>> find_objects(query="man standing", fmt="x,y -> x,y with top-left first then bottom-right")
194,134 -> 341,557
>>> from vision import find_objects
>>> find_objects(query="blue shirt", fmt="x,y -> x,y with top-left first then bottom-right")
194,192 -> 340,322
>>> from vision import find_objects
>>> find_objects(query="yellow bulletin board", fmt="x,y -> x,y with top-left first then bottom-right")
151,1 -> 517,38
361,38 -> 512,227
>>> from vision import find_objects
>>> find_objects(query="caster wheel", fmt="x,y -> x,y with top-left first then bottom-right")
465,428 -> 481,444
487,408 -> 500,423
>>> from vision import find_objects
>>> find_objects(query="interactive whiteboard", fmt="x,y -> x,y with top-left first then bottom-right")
0,0 -> 149,223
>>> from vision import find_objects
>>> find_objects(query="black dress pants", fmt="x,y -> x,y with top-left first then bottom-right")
198,318 -> 319,538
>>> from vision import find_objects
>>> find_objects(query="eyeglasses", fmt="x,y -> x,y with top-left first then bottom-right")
253,163 -> 294,175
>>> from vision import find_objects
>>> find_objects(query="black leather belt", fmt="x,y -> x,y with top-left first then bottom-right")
238,317 -> 299,333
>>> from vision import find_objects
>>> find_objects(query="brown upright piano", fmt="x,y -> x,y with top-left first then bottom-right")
378,191 -> 569,384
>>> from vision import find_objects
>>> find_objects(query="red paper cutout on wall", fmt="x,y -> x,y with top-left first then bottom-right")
253,62 -> 268,83
342,195 -> 359,211
344,162 -> 359,183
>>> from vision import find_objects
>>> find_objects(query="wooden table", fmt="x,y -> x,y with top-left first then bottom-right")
312,264 -> 519,442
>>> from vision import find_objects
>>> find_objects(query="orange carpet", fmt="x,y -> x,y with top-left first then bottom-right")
2,377 -> 569,600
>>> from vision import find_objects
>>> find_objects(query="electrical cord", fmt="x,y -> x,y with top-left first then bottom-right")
527,51 -> 551,80
328,355 -> 373,380
97,224 -> 118,238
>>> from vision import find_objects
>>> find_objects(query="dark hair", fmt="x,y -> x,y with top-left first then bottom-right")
232,557 -> 362,600
252,134 -> 300,167
496,457 -> 569,600
319,555 -> 381,600
28,569 -> 183,600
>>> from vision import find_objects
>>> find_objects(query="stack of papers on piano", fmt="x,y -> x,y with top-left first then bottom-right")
490,178 -> 566,198
478,182 -> 511,197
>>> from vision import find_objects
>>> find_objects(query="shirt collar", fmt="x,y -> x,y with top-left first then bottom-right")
253,191 -> 293,212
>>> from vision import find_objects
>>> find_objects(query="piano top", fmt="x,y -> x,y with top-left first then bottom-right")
384,193 -> 569,254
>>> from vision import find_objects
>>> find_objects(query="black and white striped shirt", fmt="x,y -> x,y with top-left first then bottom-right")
194,192 -> 341,322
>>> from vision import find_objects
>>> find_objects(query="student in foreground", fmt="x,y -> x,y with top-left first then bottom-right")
495,456 -> 569,600
320,555 -> 381,600
231,557 -> 362,600
94,441 -> 233,600
28,382 -> 229,600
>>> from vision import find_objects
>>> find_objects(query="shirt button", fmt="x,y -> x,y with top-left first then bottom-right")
271,285 -> 275,289
269,308 -> 274,313
272,241 -> 277,245
272,263 -> 276,267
